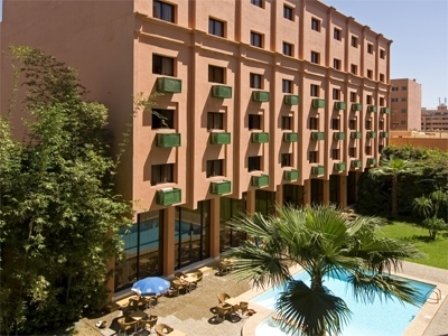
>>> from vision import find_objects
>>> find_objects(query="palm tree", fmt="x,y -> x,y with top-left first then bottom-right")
227,206 -> 421,336
376,157 -> 410,218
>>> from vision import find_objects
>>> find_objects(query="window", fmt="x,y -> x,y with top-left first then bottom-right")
281,153 -> 292,167
311,18 -> 321,32
350,64 -> 358,75
282,79 -> 292,93
380,49 -> 385,59
379,97 -> 385,106
331,118 -> 340,130
379,73 -> 385,82
365,118 -> 372,130
283,5 -> 294,20
401,97 -> 407,102
283,42 -> 293,56
248,156 -> 262,171
391,87 -> 399,91
332,88 -> 340,100
310,84 -> 319,97
207,112 -> 224,130
309,151 -> 318,163
350,92 -> 357,103
349,147 -> 357,157
248,114 -> 262,130
349,119 -> 357,129
331,149 -> 340,160
333,58 -> 341,70
152,109 -> 175,129
334,28 -> 341,41
250,73 -> 262,89
206,159 -> 224,177
402,86 -> 407,91
309,117 -> 319,130
281,116 -> 292,130
153,54 -> 174,76
351,36 -> 358,48
401,108 -> 407,113
251,0 -> 263,8
209,18 -> 225,37
365,146 -> 372,155
250,31 -> 263,48
208,65 -> 225,83
153,0 -> 175,23
151,163 -> 174,185
379,120 -> 384,130
367,69 -> 373,79
366,95 -> 372,105
367,43 -> 374,54
311,51 -> 320,64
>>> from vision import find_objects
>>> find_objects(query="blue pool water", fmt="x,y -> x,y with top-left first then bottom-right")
252,271 -> 435,336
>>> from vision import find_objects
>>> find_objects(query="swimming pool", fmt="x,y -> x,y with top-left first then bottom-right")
252,270 -> 435,336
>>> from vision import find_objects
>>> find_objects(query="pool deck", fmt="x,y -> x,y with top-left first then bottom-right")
77,260 -> 448,336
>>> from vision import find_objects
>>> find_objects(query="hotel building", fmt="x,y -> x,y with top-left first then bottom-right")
0,0 -> 391,292
421,102 -> 448,131
390,78 -> 421,131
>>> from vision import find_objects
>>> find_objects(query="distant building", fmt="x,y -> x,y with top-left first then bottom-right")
390,79 -> 421,131
389,130 -> 448,151
421,102 -> 448,131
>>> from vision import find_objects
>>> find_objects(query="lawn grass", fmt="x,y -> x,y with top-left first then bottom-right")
379,220 -> 448,269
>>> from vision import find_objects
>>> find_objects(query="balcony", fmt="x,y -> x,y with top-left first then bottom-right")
212,85 -> 232,99
334,101 -> 347,110
311,165 -> 325,177
333,132 -> 346,141
367,131 -> 377,139
334,162 -> 346,173
251,132 -> 269,144
284,169 -> 299,182
368,105 -> 377,113
367,158 -> 377,167
252,91 -> 270,102
156,77 -> 182,94
210,132 -> 231,145
157,188 -> 181,206
156,133 -> 181,148
351,131 -> 362,139
284,94 -> 299,106
351,159 -> 362,170
311,131 -> 325,141
380,131 -> 389,138
312,98 -> 326,109
210,180 -> 232,195
283,132 -> 299,143
381,107 -> 391,114
252,174 -> 269,188
351,103 -> 363,112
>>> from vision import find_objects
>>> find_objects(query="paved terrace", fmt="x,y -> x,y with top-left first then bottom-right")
75,260 -> 448,336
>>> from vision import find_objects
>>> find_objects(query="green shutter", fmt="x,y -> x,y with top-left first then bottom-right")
312,98 -> 326,109
252,175 -> 269,188
157,188 -> 182,206
334,101 -> 347,110
210,180 -> 232,195
284,95 -> 299,106
284,170 -> 300,182
251,132 -> 269,143
156,133 -> 181,148
283,132 -> 299,143
252,91 -> 270,102
212,85 -> 233,99
156,77 -> 182,93
210,132 -> 231,145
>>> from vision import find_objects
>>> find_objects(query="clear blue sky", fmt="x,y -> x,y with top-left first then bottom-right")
324,0 -> 448,108
1,0 -> 447,107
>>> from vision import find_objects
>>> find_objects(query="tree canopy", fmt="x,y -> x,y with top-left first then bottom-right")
0,46 -> 132,334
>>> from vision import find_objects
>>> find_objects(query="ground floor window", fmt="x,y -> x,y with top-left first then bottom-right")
114,210 -> 163,292
220,197 -> 247,252
283,184 -> 304,208
255,190 -> 276,215
330,175 -> 340,206
311,179 -> 323,205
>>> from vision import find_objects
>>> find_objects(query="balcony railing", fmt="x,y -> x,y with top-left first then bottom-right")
381,107 -> 391,114
351,131 -> 362,139
368,105 -> 377,113
311,131 -> 325,141
311,165 -> 325,177
284,169 -> 299,182
252,174 -> 269,188
157,188 -> 181,206
367,158 -> 377,167
283,132 -> 299,143
367,131 -> 377,139
334,101 -> 347,110
156,77 -> 182,94
284,94 -> 299,106
252,91 -> 270,102
312,98 -> 326,109
210,180 -> 232,195
251,132 -> 269,143
210,132 -> 231,145
212,85 -> 233,99
333,132 -> 346,141
156,133 -> 181,148
380,131 -> 389,138
334,162 -> 346,173
351,103 -> 363,112
351,159 -> 362,170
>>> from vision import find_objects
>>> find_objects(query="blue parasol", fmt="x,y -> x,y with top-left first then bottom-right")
131,276 -> 170,296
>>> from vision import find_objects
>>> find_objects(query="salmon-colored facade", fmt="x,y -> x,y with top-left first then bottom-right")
421,103 -> 448,131
0,0 -> 391,292
390,78 -> 422,130
390,130 -> 448,151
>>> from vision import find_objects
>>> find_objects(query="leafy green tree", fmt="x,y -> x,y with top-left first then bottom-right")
0,46 -> 132,335
228,206 -> 421,336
